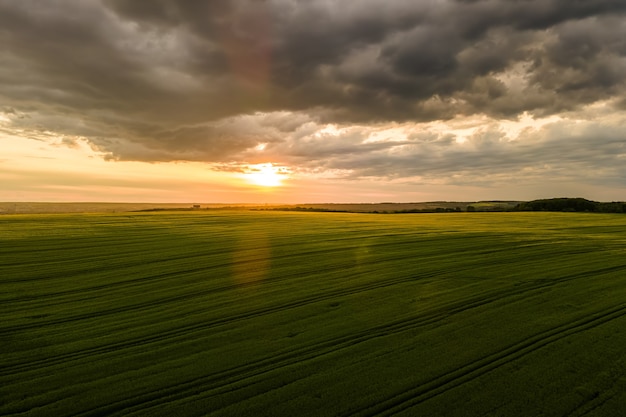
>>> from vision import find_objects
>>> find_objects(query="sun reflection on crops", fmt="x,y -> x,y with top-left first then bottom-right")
231,229 -> 270,289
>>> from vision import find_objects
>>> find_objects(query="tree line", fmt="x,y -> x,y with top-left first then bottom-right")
513,198 -> 626,213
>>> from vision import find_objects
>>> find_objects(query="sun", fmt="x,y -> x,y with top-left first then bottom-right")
245,163 -> 287,187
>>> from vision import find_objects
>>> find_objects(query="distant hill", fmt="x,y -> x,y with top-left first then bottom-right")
513,198 -> 626,213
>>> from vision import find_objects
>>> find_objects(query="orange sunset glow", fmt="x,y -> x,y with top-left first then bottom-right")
244,163 -> 289,188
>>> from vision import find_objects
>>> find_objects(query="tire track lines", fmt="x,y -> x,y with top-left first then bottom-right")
0,244 -> 399,332
1,255 -> 231,304
0,244 -> 234,284
1,232 -> 361,285
565,393 -> 617,417
1,236 -> 369,307
1,237 -> 477,329
0,265 -> 446,377
5,261 -> 625,376
148,265 -> 626,416
564,377 -> 622,417
354,304 -> 626,417
66,264 -> 626,417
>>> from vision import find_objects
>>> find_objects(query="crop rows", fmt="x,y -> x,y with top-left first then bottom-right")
2,211 -> 626,416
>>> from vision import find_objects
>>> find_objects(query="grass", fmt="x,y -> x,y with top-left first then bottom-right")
2,211 -> 626,416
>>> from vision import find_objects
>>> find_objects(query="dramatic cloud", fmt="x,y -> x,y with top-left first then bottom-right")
1,0 -> 625,198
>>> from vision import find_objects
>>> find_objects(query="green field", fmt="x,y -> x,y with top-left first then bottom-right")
2,211 -> 626,416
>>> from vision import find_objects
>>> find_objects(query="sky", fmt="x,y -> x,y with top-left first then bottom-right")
1,0 -> 625,203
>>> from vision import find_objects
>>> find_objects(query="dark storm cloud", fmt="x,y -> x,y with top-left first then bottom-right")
1,0 -> 625,167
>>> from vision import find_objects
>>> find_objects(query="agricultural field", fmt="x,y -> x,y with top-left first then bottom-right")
2,210 -> 626,416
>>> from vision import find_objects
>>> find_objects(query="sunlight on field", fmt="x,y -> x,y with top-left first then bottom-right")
232,228 -> 270,288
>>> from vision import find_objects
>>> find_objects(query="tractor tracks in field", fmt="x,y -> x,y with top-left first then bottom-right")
63,264 -> 626,417
1,238 -> 372,310
353,302 -> 626,417
3,263 -> 625,379
2,234 -> 505,334
0,233 -> 577,323
0,262 -> 450,377
0,243 -> 233,284
0,244 -> 420,335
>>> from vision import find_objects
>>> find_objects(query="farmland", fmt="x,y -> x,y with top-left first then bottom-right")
2,211 -> 626,416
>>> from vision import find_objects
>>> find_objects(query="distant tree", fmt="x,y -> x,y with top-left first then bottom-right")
513,198 -> 625,213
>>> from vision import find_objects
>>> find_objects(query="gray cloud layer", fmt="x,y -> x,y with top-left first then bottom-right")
1,0 -> 625,186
